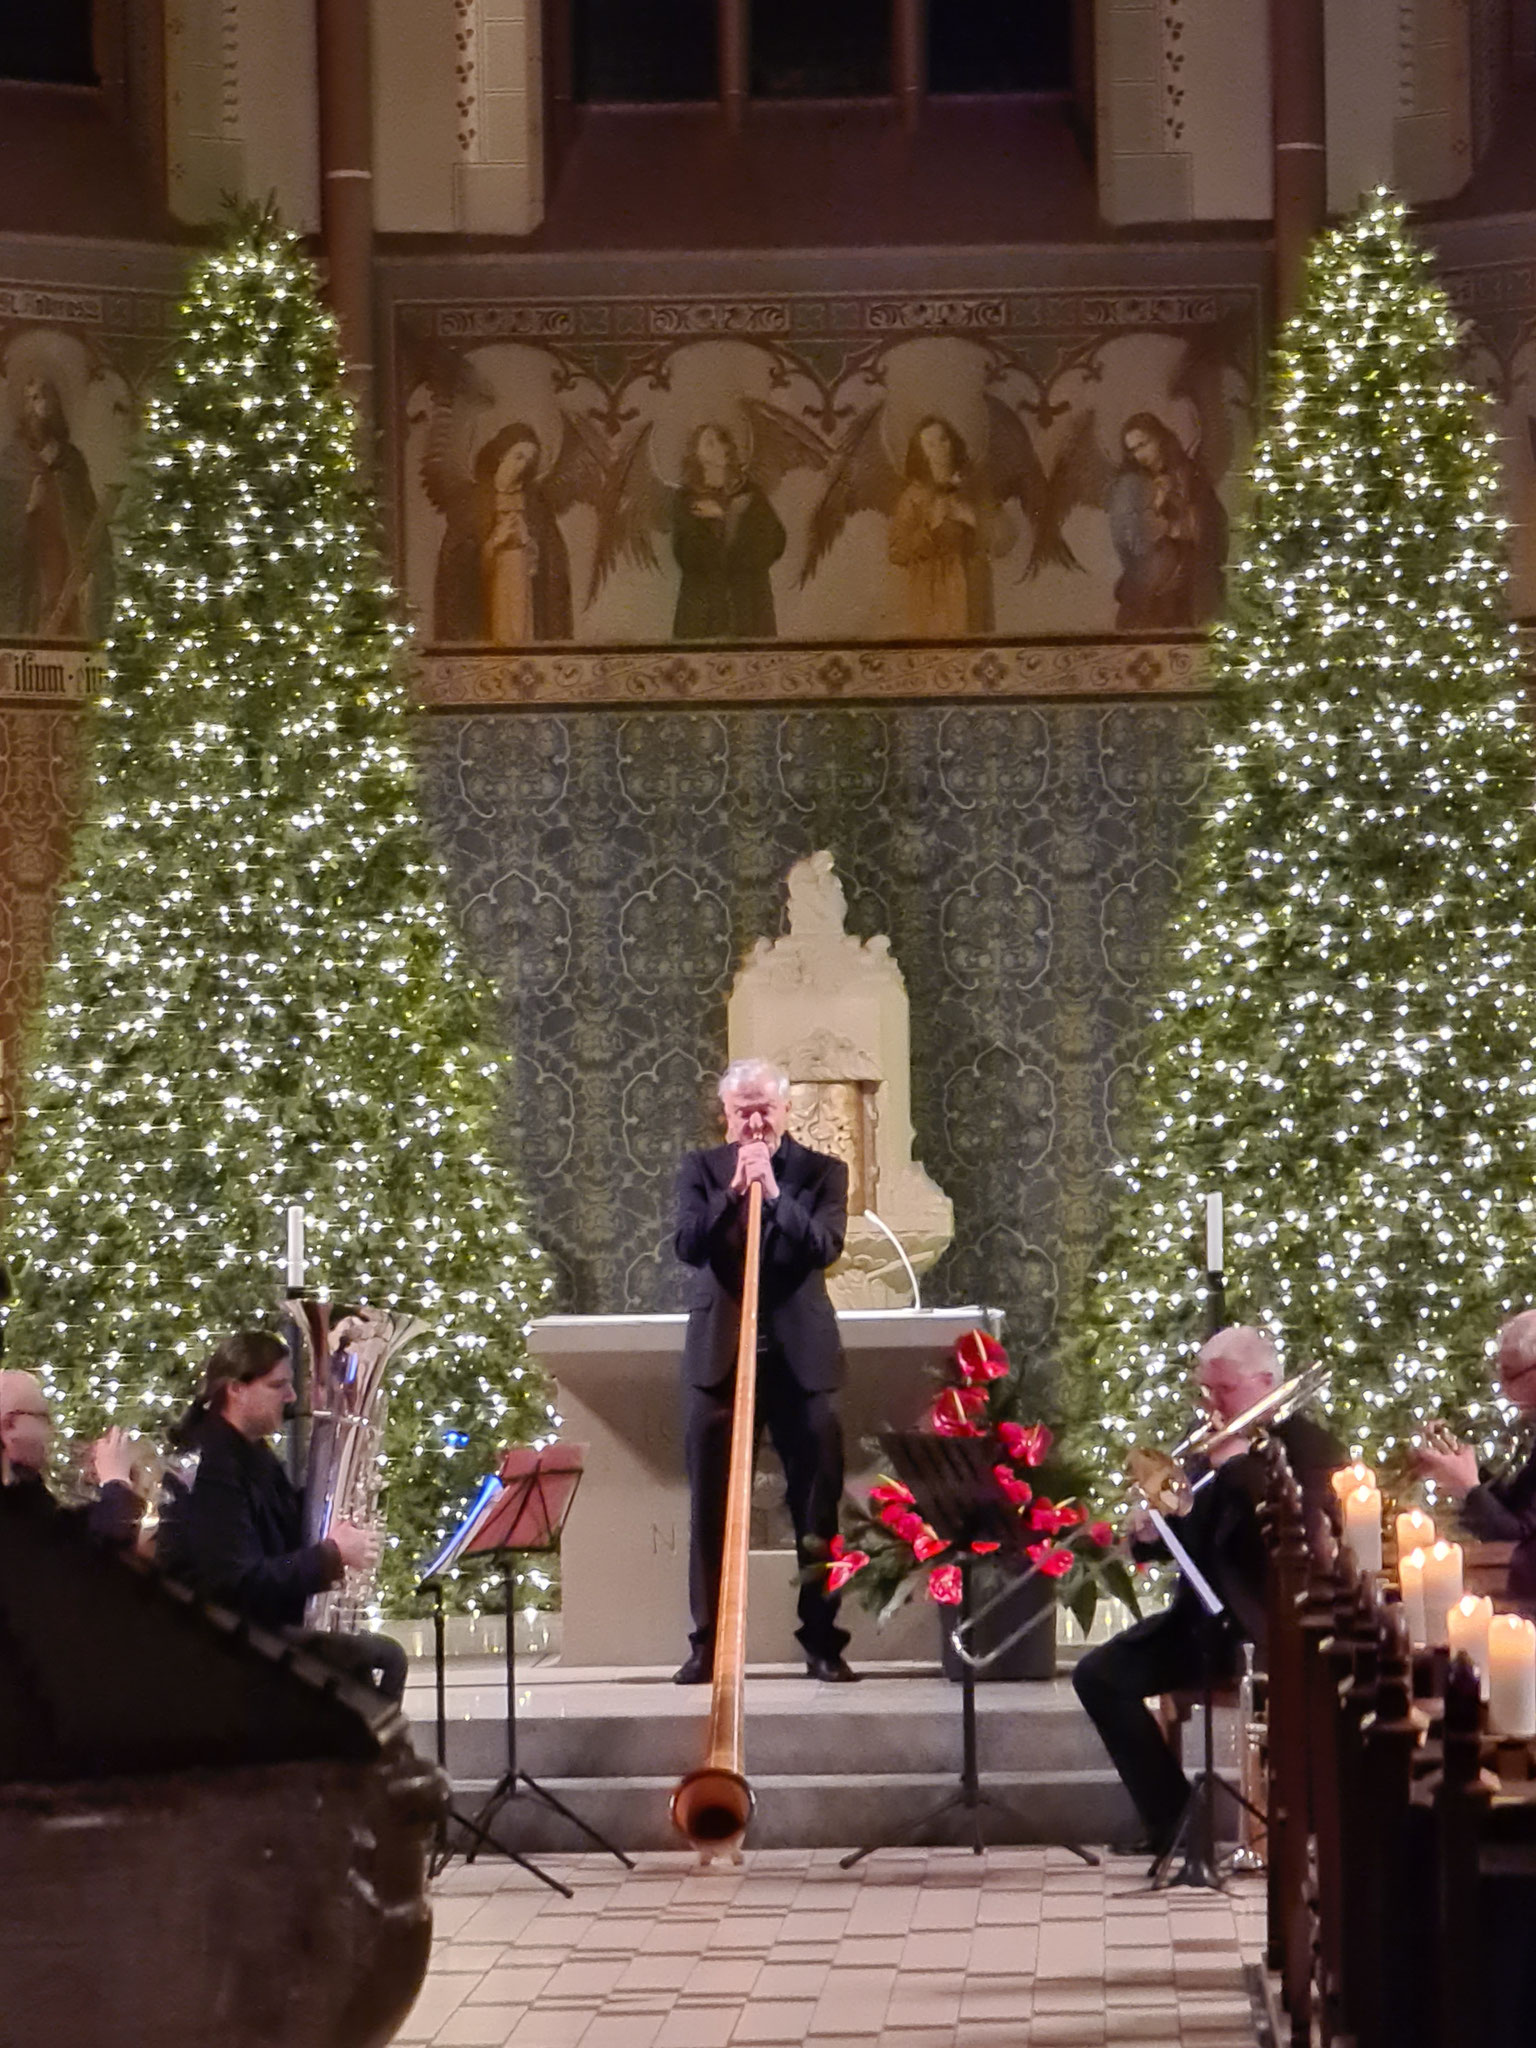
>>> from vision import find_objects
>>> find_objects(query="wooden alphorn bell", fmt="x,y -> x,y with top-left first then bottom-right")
670,1156 -> 767,1860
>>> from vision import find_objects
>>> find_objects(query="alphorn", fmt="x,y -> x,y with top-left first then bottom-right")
670,1173 -> 764,1858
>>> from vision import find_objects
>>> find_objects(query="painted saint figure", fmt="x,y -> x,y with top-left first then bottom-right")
1106,412 -> 1228,631
672,422 -> 786,642
0,375 -> 112,641
432,421 -> 574,645
885,416 -> 1009,639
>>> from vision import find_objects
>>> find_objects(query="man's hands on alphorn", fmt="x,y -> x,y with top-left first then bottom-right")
730,1139 -> 779,1202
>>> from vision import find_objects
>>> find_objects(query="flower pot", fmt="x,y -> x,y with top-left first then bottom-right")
939,1561 -> 1058,1682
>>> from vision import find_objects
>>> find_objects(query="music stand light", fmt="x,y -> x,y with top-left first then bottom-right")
839,1432 -> 1098,1871
419,1443 -> 633,1890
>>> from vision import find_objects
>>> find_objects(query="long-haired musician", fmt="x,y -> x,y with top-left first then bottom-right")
156,1331 -> 407,1701
1413,1308 -> 1536,1612
1072,1325 -> 1341,1859
673,1058 -> 857,1685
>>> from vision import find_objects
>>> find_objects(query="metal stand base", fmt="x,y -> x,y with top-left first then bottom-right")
425,1569 -> 634,1894
1140,1676 -> 1264,1896
841,1565 -> 1098,1872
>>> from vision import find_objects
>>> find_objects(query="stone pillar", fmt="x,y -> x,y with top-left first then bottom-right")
893,0 -> 925,131
316,0 -> 376,423
1272,0 -> 1327,325
164,0 -> 319,228
451,0 -> 547,234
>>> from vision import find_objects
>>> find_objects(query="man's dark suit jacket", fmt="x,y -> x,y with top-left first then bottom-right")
674,1133 -> 847,1392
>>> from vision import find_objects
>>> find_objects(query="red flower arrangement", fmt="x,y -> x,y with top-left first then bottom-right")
821,1328 -> 1139,1637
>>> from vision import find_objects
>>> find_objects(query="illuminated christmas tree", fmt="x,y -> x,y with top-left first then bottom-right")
1068,193 -> 1536,1480
1,210 -> 551,1608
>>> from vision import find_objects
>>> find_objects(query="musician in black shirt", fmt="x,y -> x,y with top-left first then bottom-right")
1073,1326 -> 1342,1854
157,1331 -> 407,1701
0,1366 -> 143,1547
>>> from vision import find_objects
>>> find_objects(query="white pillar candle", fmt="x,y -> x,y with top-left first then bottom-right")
1447,1595 -> 1493,1696
1395,1508 -> 1435,1558
1342,1484 -> 1383,1575
1487,1615 -> 1536,1738
285,1204 -> 306,1291
1399,1548 -> 1428,1649
1332,1460 -> 1375,1500
1205,1192 -> 1223,1274
1420,1541 -> 1464,1643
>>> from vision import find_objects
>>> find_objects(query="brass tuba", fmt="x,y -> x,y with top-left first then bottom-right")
297,1302 -> 431,1630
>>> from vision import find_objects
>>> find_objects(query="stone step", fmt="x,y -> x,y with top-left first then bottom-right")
445,1769 -> 1137,1855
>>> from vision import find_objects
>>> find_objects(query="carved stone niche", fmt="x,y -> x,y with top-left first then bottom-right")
728,851 -> 953,1310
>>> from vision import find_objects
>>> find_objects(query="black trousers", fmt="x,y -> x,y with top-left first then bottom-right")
1072,1602 -> 1237,1843
684,1351 -> 848,1662
294,1626 -> 409,1704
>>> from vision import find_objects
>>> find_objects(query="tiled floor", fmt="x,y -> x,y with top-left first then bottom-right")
406,1847 -> 1267,2047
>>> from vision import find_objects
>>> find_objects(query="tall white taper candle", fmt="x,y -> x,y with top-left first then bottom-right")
1205,1192 -> 1223,1274
285,1204 -> 305,1292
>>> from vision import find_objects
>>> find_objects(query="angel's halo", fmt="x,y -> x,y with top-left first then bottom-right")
0,327 -> 121,443
637,339 -> 792,488
872,337 -> 995,476
452,344 -> 569,485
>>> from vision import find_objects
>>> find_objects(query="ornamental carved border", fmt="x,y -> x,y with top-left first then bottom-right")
415,639 -> 1211,709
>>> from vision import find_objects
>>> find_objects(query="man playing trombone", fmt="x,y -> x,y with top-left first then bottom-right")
673,1058 -> 857,1685
1072,1325 -> 1341,1857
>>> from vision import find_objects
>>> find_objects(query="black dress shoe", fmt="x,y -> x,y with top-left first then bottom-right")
673,1649 -> 713,1685
805,1654 -> 860,1683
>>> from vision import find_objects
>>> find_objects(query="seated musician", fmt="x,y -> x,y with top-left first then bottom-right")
1413,1308 -> 1536,1611
157,1331 -> 408,1702
673,1057 -> 857,1685
0,1366 -> 143,1547
1073,1325 -> 1342,1857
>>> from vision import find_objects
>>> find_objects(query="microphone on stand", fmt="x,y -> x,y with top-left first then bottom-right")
861,1209 -> 921,1312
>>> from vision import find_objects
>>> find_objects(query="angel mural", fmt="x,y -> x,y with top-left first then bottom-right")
799,397 -> 1091,639
0,372 -> 113,641
1106,412 -> 1228,631
424,411 -> 609,645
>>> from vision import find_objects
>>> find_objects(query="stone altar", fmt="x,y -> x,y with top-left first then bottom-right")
529,1307 -> 1003,1669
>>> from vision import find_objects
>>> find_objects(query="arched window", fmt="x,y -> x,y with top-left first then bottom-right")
928,0 -> 1075,94
751,0 -> 892,99
0,2 -> 96,85
574,0 -> 717,102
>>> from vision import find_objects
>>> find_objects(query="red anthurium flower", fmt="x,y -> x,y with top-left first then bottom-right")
827,1535 -> 870,1592
869,1476 -> 916,1510
927,1564 -> 964,1604
997,1420 -> 1053,1466
1028,1499 -> 1068,1535
912,1528 -> 947,1563
931,1386 -> 988,1437
886,1508 -> 926,1542
953,1329 -> 1009,1384
1053,1502 -> 1085,1528
970,1539 -> 1002,1555
1088,1521 -> 1115,1548
992,1463 -> 1034,1508
1026,1541 -> 1075,1578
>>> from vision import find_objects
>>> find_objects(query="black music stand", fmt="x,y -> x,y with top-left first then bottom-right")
840,1432 -> 1098,1871
420,1444 -> 633,1890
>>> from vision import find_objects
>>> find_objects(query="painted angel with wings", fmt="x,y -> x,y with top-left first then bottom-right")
588,397 -> 831,642
800,394 -> 1144,637
421,399 -> 610,647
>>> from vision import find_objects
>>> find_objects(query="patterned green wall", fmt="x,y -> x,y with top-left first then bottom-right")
416,700 -> 1208,1371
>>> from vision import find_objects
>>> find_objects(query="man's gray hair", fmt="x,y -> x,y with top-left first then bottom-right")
1499,1310 -> 1536,1372
1196,1325 -> 1281,1385
718,1058 -> 791,1102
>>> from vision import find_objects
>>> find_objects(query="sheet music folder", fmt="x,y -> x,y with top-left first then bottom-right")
878,1432 -> 1015,1551
418,1443 -> 585,1588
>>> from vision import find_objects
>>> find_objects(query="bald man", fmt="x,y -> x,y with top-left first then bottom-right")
0,1368 -> 142,1547
1073,1325 -> 1341,1856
